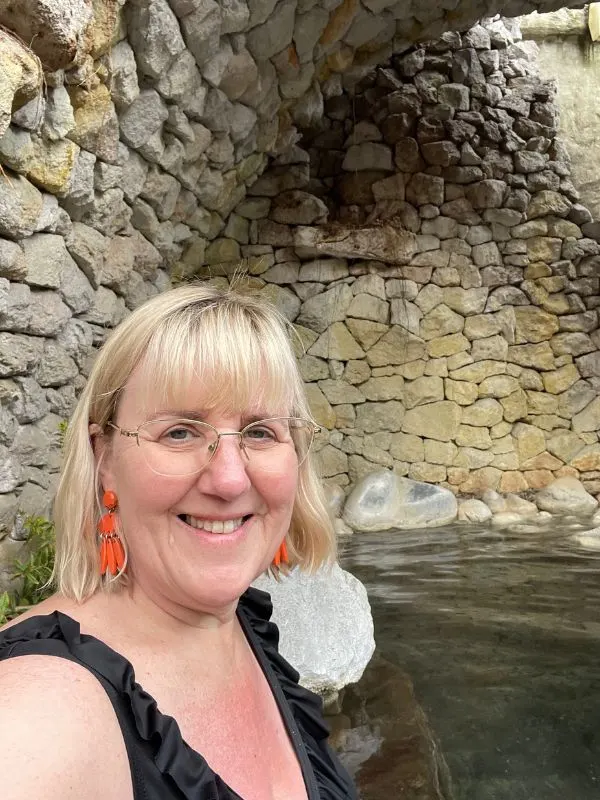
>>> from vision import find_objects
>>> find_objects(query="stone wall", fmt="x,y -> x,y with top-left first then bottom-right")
0,1 -> 598,547
519,7 -> 600,219
203,20 -> 600,499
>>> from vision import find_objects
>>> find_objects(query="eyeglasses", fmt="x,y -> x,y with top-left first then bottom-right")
107,417 -> 320,477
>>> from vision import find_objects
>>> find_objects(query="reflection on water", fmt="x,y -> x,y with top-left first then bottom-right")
339,522 -> 600,800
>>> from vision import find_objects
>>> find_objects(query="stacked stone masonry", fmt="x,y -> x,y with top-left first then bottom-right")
230,21 -> 600,500
0,1 -> 598,545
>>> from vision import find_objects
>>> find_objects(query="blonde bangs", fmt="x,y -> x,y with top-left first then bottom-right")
138,298 -> 301,418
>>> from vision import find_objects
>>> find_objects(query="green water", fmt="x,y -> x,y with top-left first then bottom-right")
339,523 -> 600,799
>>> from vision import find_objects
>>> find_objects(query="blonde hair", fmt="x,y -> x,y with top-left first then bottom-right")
53,283 -> 336,601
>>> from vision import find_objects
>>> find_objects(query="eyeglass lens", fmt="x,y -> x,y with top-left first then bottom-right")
135,418 -> 314,476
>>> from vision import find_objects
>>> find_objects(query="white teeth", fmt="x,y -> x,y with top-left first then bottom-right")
183,515 -> 245,534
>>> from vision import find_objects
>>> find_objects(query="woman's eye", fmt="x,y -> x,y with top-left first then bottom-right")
165,427 -> 194,442
245,426 -> 277,443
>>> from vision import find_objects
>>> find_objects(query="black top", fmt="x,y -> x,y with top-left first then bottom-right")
0,588 -> 357,800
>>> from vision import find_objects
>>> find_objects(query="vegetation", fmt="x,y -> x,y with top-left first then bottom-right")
0,516 -> 55,625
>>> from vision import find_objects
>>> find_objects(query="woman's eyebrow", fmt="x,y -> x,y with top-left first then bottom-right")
144,409 -> 209,421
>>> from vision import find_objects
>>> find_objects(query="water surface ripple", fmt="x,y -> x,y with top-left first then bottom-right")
339,523 -> 600,799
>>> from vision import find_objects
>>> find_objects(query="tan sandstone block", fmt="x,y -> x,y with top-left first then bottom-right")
360,375 -> 405,401
525,469 -> 554,489
507,342 -> 555,370
479,375 -> 520,398
456,424 -> 492,449
455,448 -> 495,469
459,467 -> 502,494
491,421 -> 513,439
335,404 -> 355,428
424,358 -> 448,377
444,379 -> 478,405
316,445 -> 349,478
366,326 -> 426,367
450,360 -> 506,383
390,432 -> 424,462
345,318 -> 388,350
397,360 -> 426,379
309,322 -> 366,360
404,375 -> 444,408
521,452 -> 563,471
525,391 -> 558,415
318,379 -> 365,405
570,445 -> 600,472
500,389 -> 528,423
546,431 -> 586,462
426,333 -> 469,357
555,466 -> 579,479
409,462 -> 447,482
513,422 -> 545,463
348,454 -> 376,485
462,398 -> 503,427
305,383 -> 336,429
542,364 -> 579,394
344,359 -> 371,384
491,452 -> 519,470
402,400 -> 462,442
499,471 -> 529,493
447,467 -> 469,485
514,306 -> 559,343
424,439 -> 458,466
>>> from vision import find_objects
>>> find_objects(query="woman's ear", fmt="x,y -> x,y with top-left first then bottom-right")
89,423 -> 114,488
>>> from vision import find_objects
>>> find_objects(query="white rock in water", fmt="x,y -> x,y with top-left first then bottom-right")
504,493 -> 538,517
342,469 -> 458,531
481,489 -> 506,514
535,477 -> 598,516
491,512 -> 528,529
458,498 -> 492,523
573,528 -> 600,549
253,564 -> 375,695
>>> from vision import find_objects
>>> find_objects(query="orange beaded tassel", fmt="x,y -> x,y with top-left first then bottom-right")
98,490 -> 126,576
272,539 -> 289,568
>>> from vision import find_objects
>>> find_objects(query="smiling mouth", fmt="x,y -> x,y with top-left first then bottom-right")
177,514 -> 252,534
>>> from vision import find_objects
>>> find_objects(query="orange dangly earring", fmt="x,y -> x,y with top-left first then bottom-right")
272,539 -> 289,568
98,490 -> 126,576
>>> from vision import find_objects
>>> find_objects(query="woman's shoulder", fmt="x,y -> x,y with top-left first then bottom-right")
0,648 -> 131,800
0,609 -> 132,800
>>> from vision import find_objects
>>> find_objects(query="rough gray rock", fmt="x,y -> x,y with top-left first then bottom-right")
119,90 -> 169,149
125,0 -> 186,80
253,563 -> 375,696
0,175 -> 43,239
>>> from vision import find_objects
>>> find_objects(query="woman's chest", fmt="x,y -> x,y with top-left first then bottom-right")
140,667 -> 310,800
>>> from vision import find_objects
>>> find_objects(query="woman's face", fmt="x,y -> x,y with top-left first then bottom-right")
95,365 -> 299,617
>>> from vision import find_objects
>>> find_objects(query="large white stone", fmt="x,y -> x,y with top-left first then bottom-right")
253,564 -> 375,696
343,469 -> 458,531
535,477 -> 598,516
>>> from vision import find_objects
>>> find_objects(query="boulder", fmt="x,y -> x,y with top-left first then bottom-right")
332,655 -> 452,799
457,498 -> 493,523
0,1 -> 91,71
343,469 -> 458,531
253,564 -> 375,696
535,477 -> 598,516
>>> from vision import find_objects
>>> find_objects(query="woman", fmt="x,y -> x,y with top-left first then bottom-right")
0,284 -> 357,800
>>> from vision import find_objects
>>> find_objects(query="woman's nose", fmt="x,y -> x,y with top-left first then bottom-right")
197,434 -> 252,498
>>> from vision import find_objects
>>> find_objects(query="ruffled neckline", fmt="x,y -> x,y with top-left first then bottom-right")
0,588 -> 353,800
